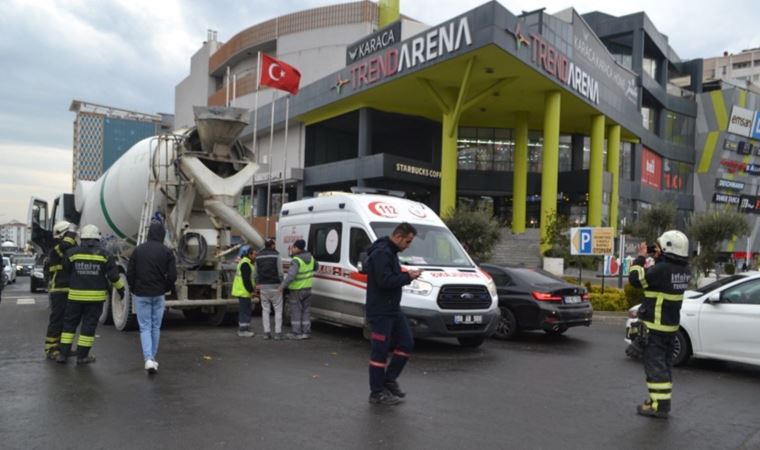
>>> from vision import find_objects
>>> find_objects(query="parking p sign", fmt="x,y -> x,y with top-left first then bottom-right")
570,227 -> 614,255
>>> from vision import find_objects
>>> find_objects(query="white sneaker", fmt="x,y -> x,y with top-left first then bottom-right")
144,359 -> 158,374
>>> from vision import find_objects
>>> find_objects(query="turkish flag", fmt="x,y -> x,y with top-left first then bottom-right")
259,53 -> 301,95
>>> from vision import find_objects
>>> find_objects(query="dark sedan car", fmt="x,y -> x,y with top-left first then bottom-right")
480,264 -> 593,340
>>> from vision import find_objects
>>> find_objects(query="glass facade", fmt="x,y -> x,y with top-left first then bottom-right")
641,106 -> 656,132
663,111 -> 695,147
457,128 -> 573,173
642,57 -> 658,79
663,159 -> 693,193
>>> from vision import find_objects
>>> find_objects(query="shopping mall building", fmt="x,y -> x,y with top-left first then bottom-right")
175,1 -> 760,253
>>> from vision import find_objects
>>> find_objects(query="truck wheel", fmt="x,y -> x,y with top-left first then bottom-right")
457,336 -> 485,348
207,306 -> 229,327
182,308 -> 209,321
112,273 -> 137,331
98,292 -> 114,325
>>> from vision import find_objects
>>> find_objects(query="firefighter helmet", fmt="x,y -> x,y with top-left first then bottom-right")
53,221 -> 71,239
657,230 -> 689,258
80,224 -> 101,240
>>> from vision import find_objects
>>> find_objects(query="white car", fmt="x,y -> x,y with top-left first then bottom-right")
3,256 -> 16,285
625,272 -> 760,367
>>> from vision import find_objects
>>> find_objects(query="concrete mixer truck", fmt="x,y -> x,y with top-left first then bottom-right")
28,106 -> 265,330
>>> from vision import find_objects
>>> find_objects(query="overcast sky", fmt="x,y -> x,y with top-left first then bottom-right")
1,0 -> 758,224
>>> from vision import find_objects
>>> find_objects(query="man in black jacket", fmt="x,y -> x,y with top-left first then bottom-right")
127,221 -> 177,374
365,222 -> 421,405
256,239 -> 283,339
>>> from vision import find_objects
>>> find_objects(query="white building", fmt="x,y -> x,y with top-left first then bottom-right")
703,48 -> 760,88
0,221 -> 28,250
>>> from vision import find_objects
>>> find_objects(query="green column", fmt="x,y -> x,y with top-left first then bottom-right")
540,92 -> 561,255
588,114 -> 605,226
512,112 -> 529,234
378,0 -> 400,27
607,124 -> 621,232
439,113 -> 458,217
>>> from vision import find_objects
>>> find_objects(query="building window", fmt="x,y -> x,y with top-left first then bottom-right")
457,127 -> 514,172
620,142 -> 633,181
663,159 -> 693,193
733,62 -> 751,70
643,57 -> 658,79
663,111 -> 695,147
308,222 -> 342,263
641,106 -> 657,132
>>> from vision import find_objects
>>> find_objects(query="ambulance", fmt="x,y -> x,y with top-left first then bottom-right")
276,192 -> 500,347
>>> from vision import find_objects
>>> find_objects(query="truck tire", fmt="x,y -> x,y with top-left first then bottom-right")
182,308 -> 209,321
98,292 -> 114,325
112,273 -> 137,331
457,336 -> 485,348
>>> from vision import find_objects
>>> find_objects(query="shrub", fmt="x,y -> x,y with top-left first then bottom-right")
724,263 -> 736,275
443,205 -> 502,262
589,290 -> 628,311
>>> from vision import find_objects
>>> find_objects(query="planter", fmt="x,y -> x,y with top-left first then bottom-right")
543,257 -> 564,277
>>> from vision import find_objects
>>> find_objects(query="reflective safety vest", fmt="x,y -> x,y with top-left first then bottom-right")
48,235 -> 77,293
288,256 -> 314,290
65,247 -> 123,302
232,257 -> 255,297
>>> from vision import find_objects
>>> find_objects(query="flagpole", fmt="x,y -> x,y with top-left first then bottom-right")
282,94 -> 290,205
265,90 -> 276,238
225,66 -> 230,107
250,51 -> 261,221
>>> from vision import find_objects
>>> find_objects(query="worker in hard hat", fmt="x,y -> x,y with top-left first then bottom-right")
43,221 -> 78,360
628,230 -> 691,419
57,224 -> 124,365
231,245 -> 256,337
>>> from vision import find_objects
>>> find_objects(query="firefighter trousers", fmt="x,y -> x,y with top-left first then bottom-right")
44,291 -> 68,354
60,300 -> 104,357
643,329 -> 675,413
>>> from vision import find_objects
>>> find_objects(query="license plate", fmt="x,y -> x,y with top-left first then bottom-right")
454,314 -> 483,324
564,295 -> 581,304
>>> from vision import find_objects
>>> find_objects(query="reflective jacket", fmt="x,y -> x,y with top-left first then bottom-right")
46,232 -> 77,293
628,254 -> 691,333
288,254 -> 315,290
232,256 -> 255,297
63,240 -> 123,302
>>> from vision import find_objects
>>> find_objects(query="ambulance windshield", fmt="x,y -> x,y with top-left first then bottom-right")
370,222 -> 473,268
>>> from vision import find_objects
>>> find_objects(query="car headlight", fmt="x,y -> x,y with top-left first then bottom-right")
403,280 -> 433,296
16,265 -> 22,270
485,279 -> 498,299
33,271 -> 44,279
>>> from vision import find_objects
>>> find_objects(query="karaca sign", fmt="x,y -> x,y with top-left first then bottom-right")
348,17 -> 473,90
346,22 -> 402,64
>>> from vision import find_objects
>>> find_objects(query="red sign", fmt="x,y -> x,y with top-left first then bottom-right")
260,53 -> 301,95
368,201 -> 399,218
641,147 -> 662,190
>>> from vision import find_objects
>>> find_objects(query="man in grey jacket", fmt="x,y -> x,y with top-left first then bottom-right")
279,239 -> 318,339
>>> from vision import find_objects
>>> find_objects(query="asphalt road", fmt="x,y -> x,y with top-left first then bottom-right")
1,278 -> 760,450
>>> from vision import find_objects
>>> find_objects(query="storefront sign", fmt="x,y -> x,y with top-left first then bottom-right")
728,106 -> 755,137
740,195 -> 760,214
738,141 -> 753,155
753,112 -> 760,140
712,193 -> 741,205
570,10 -> 637,106
570,227 -> 614,255
346,22 -> 402,64
715,178 -> 745,192
746,164 -> 760,175
720,159 -> 747,173
641,147 -> 661,190
724,139 -> 738,151
529,32 -> 600,105
349,16 -> 472,90
395,163 -> 441,179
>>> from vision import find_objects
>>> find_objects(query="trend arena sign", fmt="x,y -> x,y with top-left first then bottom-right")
529,33 -> 600,105
348,16 -> 473,90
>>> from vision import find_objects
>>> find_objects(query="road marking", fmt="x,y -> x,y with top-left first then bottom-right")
16,298 -> 36,305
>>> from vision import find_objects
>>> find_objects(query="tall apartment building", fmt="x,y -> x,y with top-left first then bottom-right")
703,48 -> 760,87
69,100 -> 174,188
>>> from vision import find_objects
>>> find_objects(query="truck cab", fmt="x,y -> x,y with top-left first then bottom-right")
277,192 -> 500,347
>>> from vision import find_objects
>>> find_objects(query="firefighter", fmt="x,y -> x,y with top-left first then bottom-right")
43,221 -> 78,360
628,230 -> 691,419
57,224 -> 124,365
